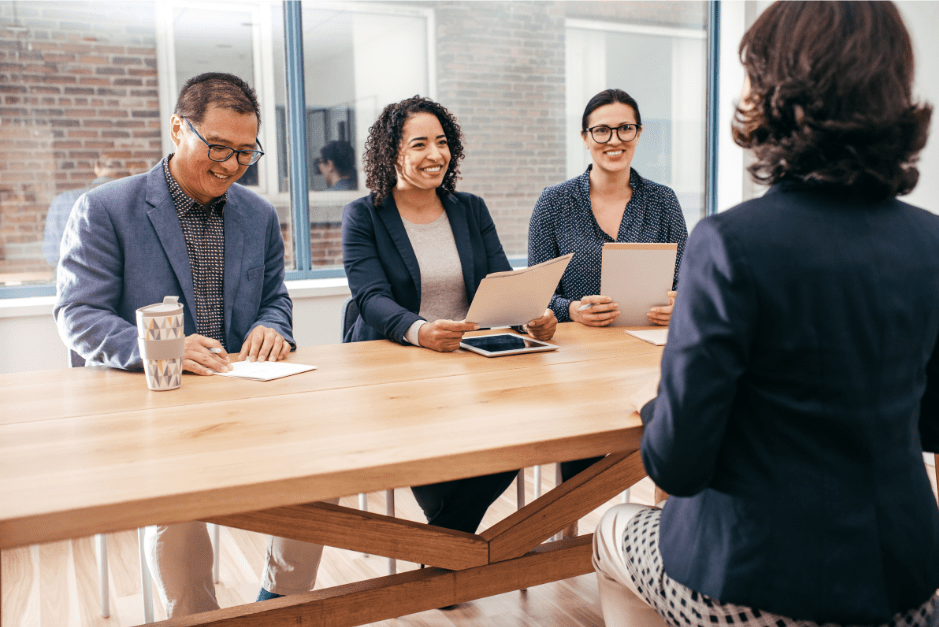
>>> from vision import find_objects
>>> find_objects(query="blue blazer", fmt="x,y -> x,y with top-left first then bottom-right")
641,182 -> 939,622
54,162 -> 294,370
341,191 -> 511,343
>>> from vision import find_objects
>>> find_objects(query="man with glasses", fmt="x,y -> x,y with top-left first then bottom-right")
54,72 -> 299,616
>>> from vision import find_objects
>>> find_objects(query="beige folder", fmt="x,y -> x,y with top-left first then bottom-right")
600,243 -> 677,327
465,253 -> 573,327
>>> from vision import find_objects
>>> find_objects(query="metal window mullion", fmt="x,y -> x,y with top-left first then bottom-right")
705,0 -> 721,216
284,0 -> 311,271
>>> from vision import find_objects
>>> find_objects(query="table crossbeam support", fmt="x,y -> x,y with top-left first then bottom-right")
149,536 -> 593,627
205,501 -> 489,571
481,449 -> 646,562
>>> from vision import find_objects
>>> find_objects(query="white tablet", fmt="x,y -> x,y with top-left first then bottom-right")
460,333 -> 558,358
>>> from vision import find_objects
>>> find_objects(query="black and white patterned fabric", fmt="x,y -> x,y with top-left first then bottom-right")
622,508 -> 938,627
163,155 -> 227,347
527,166 -> 688,322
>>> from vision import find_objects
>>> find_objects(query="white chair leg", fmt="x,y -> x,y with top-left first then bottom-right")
95,534 -> 110,617
209,523 -> 221,583
622,488 -> 631,504
138,527 -> 154,623
516,469 -> 526,509
385,489 -> 396,575
533,465 -> 542,499
553,464 -> 564,541
358,493 -> 370,557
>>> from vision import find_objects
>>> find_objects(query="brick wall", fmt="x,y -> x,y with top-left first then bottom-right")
0,1 -> 704,277
0,1 -> 161,275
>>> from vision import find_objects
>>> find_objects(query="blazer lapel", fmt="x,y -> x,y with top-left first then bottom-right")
376,195 -> 423,303
443,194 -> 475,299
145,167 -> 197,329
223,200 -> 243,339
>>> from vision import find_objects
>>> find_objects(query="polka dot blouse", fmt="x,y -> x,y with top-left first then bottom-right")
527,166 -> 688,322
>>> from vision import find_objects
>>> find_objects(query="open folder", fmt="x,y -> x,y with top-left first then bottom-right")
465,253 -> 573,327
600,243 -> 677,326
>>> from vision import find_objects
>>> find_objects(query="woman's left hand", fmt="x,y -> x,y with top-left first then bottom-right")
629,376 -> 660,414
525,309 -> 557,341
647,290 -> 677,326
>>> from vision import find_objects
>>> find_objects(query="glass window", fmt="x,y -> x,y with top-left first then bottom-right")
0,0 -> 709,294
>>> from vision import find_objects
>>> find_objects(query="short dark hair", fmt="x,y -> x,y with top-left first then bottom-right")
320,141 -> 356,178
581,89 -> 642,131
174,72 -> 261,130
732,1 -> 932,199
364,95 -> 464,207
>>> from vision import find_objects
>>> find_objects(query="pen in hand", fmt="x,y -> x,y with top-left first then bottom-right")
577,302 -> 595,312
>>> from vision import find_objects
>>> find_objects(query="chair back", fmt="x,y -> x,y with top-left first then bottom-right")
341,297 -> 359,343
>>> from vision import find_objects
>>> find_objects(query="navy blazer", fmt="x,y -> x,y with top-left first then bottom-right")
640,182 -> 939,622
54,162 -> 294,370
341,191 -> 511,343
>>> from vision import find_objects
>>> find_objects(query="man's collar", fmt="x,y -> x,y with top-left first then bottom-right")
163,154 -> 227,215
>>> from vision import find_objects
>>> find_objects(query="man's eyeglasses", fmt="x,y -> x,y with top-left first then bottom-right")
583,123 -> 641,144
182,117 -> 264,166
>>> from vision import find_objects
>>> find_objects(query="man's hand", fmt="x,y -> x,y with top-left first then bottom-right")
647,290 -> 677,326
418,319 -> 479,352
238,325 -> 291,363
183,334 -> 232,375
525,309 -> 557,341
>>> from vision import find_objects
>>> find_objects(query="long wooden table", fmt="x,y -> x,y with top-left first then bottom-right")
0,323 -> 661,626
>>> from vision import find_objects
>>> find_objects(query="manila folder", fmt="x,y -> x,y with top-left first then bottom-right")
600,243 -> 677,326
465,253 -> 573,327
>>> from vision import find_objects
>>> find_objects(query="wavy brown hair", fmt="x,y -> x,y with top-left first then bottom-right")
364,96 -> 465,207
732,1 -> 931,199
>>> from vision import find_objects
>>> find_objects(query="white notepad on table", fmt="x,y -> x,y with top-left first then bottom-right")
625,328 -> 668,346
600,243 -> 677,327
464,254 -> 573,328
215,360 -> 317,381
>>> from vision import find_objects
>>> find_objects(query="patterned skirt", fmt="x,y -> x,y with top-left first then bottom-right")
622,507 -> 938,627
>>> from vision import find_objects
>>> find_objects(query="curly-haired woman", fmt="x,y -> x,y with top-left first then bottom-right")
254,97 -> 555,602
342,95 -> 556,349
593,2 -> 939,626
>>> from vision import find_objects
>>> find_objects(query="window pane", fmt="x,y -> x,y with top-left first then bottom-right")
300,4 -> 429,268
0,1 -> 161,286
0,0 -> 296,288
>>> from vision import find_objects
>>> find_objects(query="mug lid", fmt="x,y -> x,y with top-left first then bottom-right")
137,295 -> 184,316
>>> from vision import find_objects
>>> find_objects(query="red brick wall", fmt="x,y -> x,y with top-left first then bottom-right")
0,1 -> 704,277
0,2 -> 161,275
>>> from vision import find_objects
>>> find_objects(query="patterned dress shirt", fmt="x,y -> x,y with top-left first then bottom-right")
528,166 -> 688,322
162,155 -> 227,347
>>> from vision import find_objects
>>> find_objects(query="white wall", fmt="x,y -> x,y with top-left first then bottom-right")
0,282 -> 350,375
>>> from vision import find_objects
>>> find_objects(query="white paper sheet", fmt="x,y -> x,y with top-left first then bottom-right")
214,360 -> 317,381
600,243 -> 677,326
624,328 -> 668,346
464,254 -> 574,327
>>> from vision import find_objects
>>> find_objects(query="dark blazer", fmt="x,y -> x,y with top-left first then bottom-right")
640,182 -> 939,623
54,162 -> 294,370
341,191 -> 511,343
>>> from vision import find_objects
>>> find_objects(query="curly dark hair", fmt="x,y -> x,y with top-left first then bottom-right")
364,95 -> 465,206
732,1 -> 931,199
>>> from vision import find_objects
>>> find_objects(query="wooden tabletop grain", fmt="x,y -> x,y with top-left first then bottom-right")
0,323 -> 662,550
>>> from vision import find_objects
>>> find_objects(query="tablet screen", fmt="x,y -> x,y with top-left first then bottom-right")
461,335 -> 547,353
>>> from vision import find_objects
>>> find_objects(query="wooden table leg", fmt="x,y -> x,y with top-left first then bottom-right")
183,449 -> 647,627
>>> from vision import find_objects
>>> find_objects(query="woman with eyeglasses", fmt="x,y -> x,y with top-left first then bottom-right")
528,89 -> 687,332
527,89 -> 688,504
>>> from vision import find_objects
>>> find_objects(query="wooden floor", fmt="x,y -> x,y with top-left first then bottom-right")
1,468 -> 658,627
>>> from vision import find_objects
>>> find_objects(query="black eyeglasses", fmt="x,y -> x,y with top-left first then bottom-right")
183,117 -> 264,166
583,123 -> 641,144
